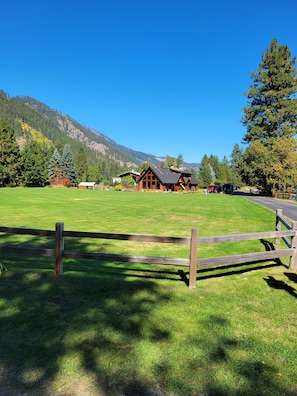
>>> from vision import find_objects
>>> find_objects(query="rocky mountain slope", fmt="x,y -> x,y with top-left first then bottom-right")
0,90 -> 199,170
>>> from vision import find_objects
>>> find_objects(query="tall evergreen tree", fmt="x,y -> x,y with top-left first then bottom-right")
199,155 -> 216,185
75,147 -> 88,183
230,144 -> 243,172
0,119 -> 22,187
96,161 -> 104,182
48,148 -> 63,182
208,155 -> 221,181
242,38 -> 297,145
241,39 -> 297,194
21,139 -> 51,186
198,162 -> 213,188
61,144 -> 78,186
199,154 -> 210,169
220,156 -> 232,184
230,144 -> 243,186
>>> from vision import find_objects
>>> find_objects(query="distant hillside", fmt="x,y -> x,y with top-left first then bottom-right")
0,90 -> 199,171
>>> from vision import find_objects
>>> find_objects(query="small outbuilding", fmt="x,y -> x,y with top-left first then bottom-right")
78,182 -> 96,190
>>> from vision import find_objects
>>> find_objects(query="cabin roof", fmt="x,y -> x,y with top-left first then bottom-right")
150,167 -> 180,184
117,170 -> 141,177
79,182 -> 96,187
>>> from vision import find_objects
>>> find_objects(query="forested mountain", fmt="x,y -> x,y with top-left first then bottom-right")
0,90 -> 172,169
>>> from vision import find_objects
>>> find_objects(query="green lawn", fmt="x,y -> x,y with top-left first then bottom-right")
0,188 -> 296,396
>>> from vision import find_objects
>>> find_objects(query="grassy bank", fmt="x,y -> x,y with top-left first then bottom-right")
0,188 -> 296,395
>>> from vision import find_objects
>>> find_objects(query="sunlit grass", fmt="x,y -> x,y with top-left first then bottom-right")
0,188 -> 296,395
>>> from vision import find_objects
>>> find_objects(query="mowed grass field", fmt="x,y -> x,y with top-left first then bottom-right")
0,188 -> 297,396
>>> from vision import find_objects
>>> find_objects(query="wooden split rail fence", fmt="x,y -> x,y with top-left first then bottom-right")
0,209 -> 296,289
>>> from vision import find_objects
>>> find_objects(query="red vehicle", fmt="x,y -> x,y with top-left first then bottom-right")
207,185 -> 221,193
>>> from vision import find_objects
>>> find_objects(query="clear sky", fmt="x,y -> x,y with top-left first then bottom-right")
1,0 -> 297,164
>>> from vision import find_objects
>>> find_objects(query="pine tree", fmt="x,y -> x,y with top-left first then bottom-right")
75,147 -> 88,183
21,139 -> 51,187
219,156 -> 232,184
48,148 -> 63,183
208,155 -> 221,181
0,119 -> 22,187
242,38 -> 297,145
230,144 -> 243,186
230,144 -> 243,172
198,162 -> 213,188
61,144 -> 78,186
241,39 -> 297,194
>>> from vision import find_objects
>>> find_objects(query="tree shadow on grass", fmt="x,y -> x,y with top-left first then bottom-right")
150,314 -> 291,396
65,259 -> 187,285
0,252 -> 296,395
0,264 -> 173,395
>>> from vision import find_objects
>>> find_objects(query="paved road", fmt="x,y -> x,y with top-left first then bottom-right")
239,193 -> 297,221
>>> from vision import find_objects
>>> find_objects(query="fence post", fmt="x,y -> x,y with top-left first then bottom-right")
189,228 -> 198,289
275,209 -> 282,244
289,220 -> 297,270
55,222 -> 64,276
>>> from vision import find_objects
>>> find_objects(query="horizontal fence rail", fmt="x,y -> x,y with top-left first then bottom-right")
0,210 -> 296,288
63,229 -> 191,244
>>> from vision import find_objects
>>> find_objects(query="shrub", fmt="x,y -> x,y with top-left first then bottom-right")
50,177 -> 71,188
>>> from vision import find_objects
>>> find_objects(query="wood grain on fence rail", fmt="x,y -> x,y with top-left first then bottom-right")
63,251 -> 189,266
63,229 -> 191,244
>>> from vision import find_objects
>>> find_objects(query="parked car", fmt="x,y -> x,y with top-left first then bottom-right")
222,183 -> 235,194
207,185 -> 221,193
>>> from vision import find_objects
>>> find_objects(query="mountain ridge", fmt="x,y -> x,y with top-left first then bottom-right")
0,90 -> 199,171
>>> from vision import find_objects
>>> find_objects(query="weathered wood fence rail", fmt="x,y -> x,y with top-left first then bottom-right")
0,209 -> 296,289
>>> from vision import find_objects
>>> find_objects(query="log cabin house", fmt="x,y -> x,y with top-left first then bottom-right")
137,166 -> 199,192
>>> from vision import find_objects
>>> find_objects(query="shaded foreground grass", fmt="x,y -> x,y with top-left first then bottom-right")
0,189 -> 297,395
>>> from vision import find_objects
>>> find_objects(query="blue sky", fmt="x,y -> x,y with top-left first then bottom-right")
1,0 -> 297,164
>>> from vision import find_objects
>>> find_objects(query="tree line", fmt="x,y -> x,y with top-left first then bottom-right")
0,119 -> 128,187
0,117 -> 240,189
197,145 -> 243,188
